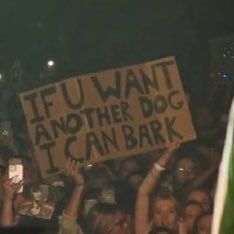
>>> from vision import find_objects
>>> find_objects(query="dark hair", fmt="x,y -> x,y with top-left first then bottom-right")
17,215 -> 58,233
173,146 -> 208,171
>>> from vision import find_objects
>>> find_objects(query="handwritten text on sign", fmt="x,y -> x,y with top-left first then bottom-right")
20,57 -> 196,178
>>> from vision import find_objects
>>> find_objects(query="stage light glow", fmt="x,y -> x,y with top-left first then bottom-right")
47,60 -> 55,67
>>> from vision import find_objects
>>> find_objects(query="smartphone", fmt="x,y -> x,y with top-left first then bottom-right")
9,159 -> 23,193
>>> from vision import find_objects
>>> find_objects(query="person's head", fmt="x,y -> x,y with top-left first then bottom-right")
30,184 -> 43,202
86,203 -> 124,234
127,172 -> 144,191
173,157 -> 200,184
172,144 -> 208,185
86,164 -> 114,191
119,159 -> 139,180
195,213 -> 212,234
187,188 -> 212,213
184,201 -> 203,232
152,190 -> 179,231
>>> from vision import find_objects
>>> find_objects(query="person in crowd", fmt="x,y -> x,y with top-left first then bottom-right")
58,158 -> 85,234
85,202 -> 131,234
127,172 -> 145,191
169,151 -> 202,200
187,188 -> 212,213
161,145 -> 218,203
118,158 -> 140,181
135,144 -> 180,234
151,190 -> 179,231
59,157 -> 133,234
0,169 -> 57,233
0,173 -> 23,226
17,183 -> 55,219
85,163 -> 115,195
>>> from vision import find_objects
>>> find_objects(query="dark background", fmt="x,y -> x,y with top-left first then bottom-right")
0,0 -> 233,132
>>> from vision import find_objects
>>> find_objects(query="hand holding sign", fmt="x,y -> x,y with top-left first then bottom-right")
20,57 -> 196,178
157,142 -> 180,169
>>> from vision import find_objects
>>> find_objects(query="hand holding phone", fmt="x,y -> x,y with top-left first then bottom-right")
9,159 -> 23,193
2,174 -> 23,201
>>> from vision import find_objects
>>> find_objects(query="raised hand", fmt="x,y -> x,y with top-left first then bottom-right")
2,175 -> 23,201
158,142 -> 180,168
63,158 -> 85,219
66,157 -> 85,186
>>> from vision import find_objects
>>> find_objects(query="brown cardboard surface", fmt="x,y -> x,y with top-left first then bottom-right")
20,57 -> 196,178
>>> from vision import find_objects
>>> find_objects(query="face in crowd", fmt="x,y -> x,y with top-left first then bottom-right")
187,189 -> 212,213
174,158 -> 199,184
152,196 -> 179,231
184,201 -> 203,232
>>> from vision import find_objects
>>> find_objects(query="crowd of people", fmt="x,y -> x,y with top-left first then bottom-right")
0,86 -> 231,234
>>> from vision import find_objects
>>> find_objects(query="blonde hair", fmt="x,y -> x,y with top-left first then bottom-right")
86,203 -> 118,234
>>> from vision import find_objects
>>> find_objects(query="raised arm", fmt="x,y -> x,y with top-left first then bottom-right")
64,159 -> 85,218
59,158 -> 85,234
1,175 -> 23,227
135,145 -> 178,234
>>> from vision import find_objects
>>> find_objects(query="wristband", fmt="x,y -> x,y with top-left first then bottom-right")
153,162 -> 166,172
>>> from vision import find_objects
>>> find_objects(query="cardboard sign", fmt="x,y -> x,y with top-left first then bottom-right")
20,57 -> 196,178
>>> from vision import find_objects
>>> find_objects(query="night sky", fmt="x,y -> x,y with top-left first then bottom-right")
0,0 -> 234,97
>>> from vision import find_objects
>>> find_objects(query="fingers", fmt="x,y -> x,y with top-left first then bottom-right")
66,157 -> 75,175
3,176 -> 14,186
3,178 -> 24,196
65,157 -> 80,176
15,180 -> 23,192
65,158 -> 85,186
